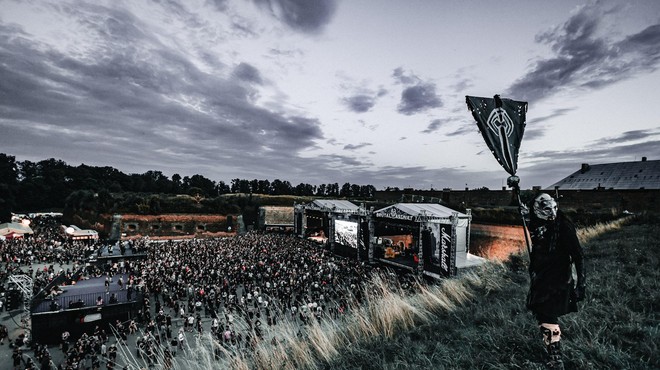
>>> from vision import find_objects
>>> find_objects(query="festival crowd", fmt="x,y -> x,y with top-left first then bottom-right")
2,220 -> 395,369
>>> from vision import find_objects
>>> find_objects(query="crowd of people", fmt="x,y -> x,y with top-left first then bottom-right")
1,216 -> 101,296
2,221 -> 403,369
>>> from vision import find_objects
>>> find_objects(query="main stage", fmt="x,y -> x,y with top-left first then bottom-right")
30,240 -> 148,344
32,273 -> 137,313
30,273 -> 144,344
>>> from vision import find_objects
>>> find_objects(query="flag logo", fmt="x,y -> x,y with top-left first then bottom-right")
487,108 -> 513,137
466,95 -> 528,175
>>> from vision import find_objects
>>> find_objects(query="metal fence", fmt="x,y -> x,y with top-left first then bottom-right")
33,289 -> 144,313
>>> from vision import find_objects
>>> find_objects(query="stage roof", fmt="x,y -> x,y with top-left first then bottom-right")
0,222 -> 34,236
374,203 -> 468,221
546,159 -> 660,190
307,199 -> 360,213
64,225 -> 99,239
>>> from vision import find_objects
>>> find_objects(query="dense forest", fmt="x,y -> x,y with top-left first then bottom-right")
0,153 -> 377,222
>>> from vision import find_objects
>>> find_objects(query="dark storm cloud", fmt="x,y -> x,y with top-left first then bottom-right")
524,108 -> 575,140
317,154 -> 369,167
527,108 -> 575,125
422,120 -> 442,134
392,67 -> 442,115
522,128 -> 545,141
252,0 -> 338,34
507,3 -> 660,102
0,4 -> 323,176
392,67 -> 419,85
233,62 -> 263,84
339,77 -> 387,113
343,143 -> 372,151
397,83 -> 442,115
593,129 -> 659,145
341,165 -> 504,191
343,94 -> 376,113
446,124 -> 476,137
207,0 -> 229,11
421,118 -> 450,134
450,78 -> 473,93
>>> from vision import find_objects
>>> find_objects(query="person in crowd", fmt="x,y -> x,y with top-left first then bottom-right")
0,324 -> 8,345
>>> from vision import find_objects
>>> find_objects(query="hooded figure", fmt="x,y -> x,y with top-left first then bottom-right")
526,193 -> 586,369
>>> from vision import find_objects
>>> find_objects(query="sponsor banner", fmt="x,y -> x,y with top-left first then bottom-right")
423,222 -> 454,277
375,207 -> 413,221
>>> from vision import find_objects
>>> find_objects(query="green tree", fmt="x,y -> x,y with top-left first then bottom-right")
316,183 -> 326,196
216,181 -> 230,195
328,183 -> 339,197
63,189 -> 98,226
340,182 -> 352,197
257,180 -> 271,194
360,185 -> 376,198
189,174 -> 216,196
0,153 -> 19,186
0,154 -> 18,221
148,195 -> 162,214
97,188 -> 115,213
350,184 -> 361,198
172,173 -> 182,193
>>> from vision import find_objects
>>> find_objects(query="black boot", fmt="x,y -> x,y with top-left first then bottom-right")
545,341 -> 564,369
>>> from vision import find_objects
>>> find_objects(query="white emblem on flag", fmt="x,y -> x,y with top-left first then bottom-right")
486,107 -> 516,173
486,108 -> 513,137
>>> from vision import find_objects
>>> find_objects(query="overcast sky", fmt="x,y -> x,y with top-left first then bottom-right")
1,0 -> 659,190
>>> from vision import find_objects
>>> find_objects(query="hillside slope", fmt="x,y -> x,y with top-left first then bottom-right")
320,217 -> 659,370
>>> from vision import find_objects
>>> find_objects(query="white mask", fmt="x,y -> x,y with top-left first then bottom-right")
533,193 -> 558,221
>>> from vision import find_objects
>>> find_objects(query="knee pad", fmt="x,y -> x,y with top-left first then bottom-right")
539,323 -> 561,345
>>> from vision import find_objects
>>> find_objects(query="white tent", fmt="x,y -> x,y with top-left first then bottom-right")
63,225 -> 99,240
0,222 -> 34,237
373,203 -> 486,277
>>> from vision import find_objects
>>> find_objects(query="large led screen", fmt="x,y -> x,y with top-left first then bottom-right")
334,219 -> 359,249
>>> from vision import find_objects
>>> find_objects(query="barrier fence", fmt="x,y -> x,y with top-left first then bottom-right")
33,289 -> 144,313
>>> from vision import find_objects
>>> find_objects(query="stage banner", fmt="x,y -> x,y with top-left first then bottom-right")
422,222 -> 454,277
466,95 -> 528,175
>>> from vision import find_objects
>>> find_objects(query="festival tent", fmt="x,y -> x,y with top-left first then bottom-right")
0,222 -> 34,238
62,225 -> 99,240
372,203 -> 486,277
294,199 -> 362,244
305,199 -> 361,213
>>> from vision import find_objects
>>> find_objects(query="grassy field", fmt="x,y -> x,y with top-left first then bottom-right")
314,215 -> 659,370
129,214 -> 658,370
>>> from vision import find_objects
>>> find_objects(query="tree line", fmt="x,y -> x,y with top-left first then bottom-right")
0,153 -> 376,221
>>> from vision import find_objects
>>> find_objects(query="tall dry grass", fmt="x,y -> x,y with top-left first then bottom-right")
576,215 -> 633,244
116,269 -> 491,369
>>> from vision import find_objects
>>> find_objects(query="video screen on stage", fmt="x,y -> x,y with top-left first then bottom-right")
334,219 -> 359,249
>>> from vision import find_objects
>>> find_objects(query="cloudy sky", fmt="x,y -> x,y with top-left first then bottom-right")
1,0 -> 659,190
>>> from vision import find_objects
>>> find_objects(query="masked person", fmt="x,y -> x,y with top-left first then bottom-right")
525,193 -> 585,369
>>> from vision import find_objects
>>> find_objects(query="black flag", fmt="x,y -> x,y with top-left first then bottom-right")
466,95 -> 528,175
